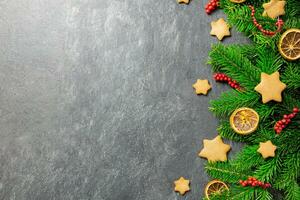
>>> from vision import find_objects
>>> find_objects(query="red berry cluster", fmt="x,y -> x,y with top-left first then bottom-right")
213,73 -> 241,89
274,107 -> 299,134
205,0 -> 219,14
249,5 -> 284,36
239,177 -> 271,189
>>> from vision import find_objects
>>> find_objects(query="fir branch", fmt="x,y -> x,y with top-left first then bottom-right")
209,44 -> 261,90
255,47 -> 283,73
255,104 -> 278,122
256,189 -> 273,200
209,90 -> 259,118
284,181 -> 300,200
218,122 -> 274,144
254,151 -> 283,182
273,152 -> 300,189
231,145 -> 264,171
282,63 -> 300,90
230,186 -> 256,200
230,185 -> 272,200
285,0 -> 300,18
284,18 -> 300,30
275,131 -> 300,154
218,121 -> 248,142
205,162 -> 249,183
210,89 -> 279,122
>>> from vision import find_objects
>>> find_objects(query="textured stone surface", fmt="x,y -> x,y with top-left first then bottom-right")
0,0 -> 249,199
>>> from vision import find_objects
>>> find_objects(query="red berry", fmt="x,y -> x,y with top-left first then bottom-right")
293,107 -> 299,113
289,113 -> 295,118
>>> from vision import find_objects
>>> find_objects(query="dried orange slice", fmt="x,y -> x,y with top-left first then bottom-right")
230,0 -> 246,3
205,180 -> 229,199
278,28 -> 300,61
230,107 -> 259,135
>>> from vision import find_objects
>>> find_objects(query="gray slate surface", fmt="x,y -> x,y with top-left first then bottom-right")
0,0 -> 249,199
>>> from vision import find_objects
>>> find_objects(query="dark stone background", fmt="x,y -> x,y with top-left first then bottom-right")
0,0 -> 249,199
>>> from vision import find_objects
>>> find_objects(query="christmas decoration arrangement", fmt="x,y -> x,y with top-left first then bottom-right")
175,0 -> 300,199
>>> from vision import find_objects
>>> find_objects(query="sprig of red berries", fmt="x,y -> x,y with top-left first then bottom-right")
274,107 -> 299,134
249,5 -> 284,36
213,73 -> 241,90
239,177 -> 271,189
205,0 -> 219,15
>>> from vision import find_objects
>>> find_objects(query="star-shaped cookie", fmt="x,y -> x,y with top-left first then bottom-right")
174,177 -> 190,195
198,136 -> 231,162
192,79 -> 211,95
262,0 -> 286,19
177,0 -> 190,4
210,18 -> 231,41
257,140 -> 277,159
254,71 -> 286,103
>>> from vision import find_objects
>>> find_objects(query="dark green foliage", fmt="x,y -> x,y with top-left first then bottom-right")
209,90 -> 259,117
209,44 -> 261,89
231,145 -> 264,170
254,151 -> 282,182
205,161 -> 249,183
203,1 -> 300,199
282,63 -> 300,90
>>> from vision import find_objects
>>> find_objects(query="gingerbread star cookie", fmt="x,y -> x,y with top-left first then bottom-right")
174,177 -> 190,195
262,0 -> 286,19
192,79 -> 211,95
254,71 -> 286,103
257,140 -> 277,159
199,136 -> 231,162
210,18 -> 231,41
177,0 -> 190,4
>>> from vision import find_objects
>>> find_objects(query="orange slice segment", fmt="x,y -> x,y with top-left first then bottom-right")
205,180 -> 229,199
230,107 -> 259,135
278,28 -> 300,61
229,0 -> 246,3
